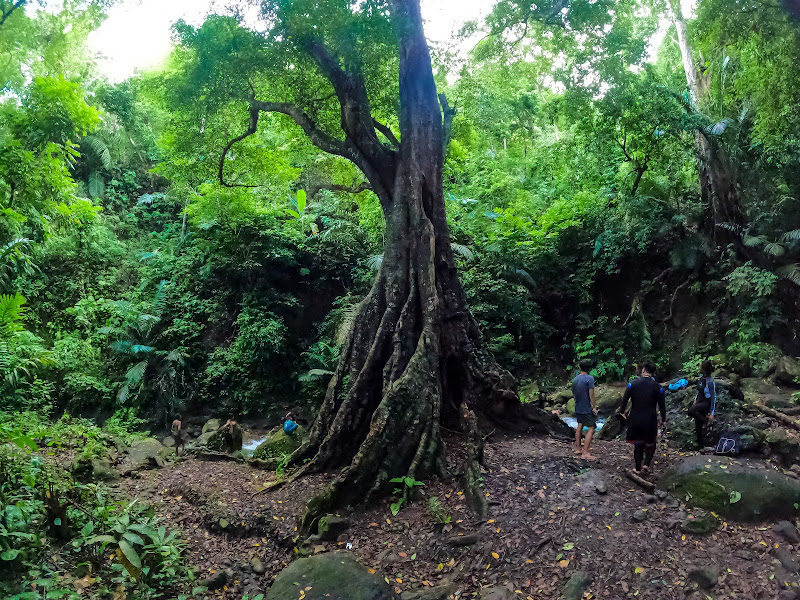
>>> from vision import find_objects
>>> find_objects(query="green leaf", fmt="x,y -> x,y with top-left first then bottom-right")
85,535 -> 117,545
390,500 -> 402,516
53,518 -> 61,526
296,189 -> 306,213
729,490 -> 742,504
80,522 -> 94,537
118,539 -> 142,569
123,531 -> 145,546
1,549 -> 21,561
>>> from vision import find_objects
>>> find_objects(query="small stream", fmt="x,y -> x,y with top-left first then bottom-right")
560,416 -> 606,431
242,435 -> 269,455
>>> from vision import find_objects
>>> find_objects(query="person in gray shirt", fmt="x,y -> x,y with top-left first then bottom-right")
572,359 -> 597,460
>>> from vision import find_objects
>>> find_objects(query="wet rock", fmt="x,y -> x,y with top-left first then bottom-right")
658,455 -> 800,521
562,571 -> 592,600
774,520 -> 800,544
401,584 -> 456,600
681,512 -> 719,535
767,429 -> 800,465
253,425 -> 306,460
772,547 -> 800,573
596,414 -> 626,441
266,552 -> 398,600
318,515 -> 350,541
689,563 -> 719,589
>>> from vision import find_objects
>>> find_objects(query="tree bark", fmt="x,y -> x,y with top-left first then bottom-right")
282,0 -> 521,525
668,0 -> 746,244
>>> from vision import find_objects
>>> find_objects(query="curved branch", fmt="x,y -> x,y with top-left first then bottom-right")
372,119 -> 400,148
218,106 -> 262,188
0,0 -> 26,29
250,99 -> 350,159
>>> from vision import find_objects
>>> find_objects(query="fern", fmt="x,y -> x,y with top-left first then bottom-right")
777,264 -> 800,286
366,254 -> 383,271
85,135 -> 112,169
298,368 -> 335,382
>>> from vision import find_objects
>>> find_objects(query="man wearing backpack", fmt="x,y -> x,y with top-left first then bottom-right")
687,360 -> 716,448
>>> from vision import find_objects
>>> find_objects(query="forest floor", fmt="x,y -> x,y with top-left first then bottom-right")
113,430 -> 796,600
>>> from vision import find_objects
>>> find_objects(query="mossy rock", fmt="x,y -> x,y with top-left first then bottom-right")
253,425 -> 306,460
266,552 -> 398,600
658,455 -> 800,521
206,424 -> 244,453
202,419 -> 221,434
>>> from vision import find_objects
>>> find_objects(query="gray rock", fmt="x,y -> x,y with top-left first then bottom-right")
774,520 -> 800,544
633,509 -> 648,523
318,515 -> 350,541
595,480 -> 608,495
773,547 -> 800,573
162,436 -> 176,448
400,584 -> 456,600
479,586 -> 515,600
645,495 -> 656,504
120,438 -> 170,473
562,571 -> 592,600
657,455 -> 800,521
266,552 -> 398,600
253,425 -> 305,460
689,564 -> 719,589
251,556 -> 265,575
202,419 -> 221,434
773,356 -> 800,387
681,512 -> 719,535
655,490 -> 669,500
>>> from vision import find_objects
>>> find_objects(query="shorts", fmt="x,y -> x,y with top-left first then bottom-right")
575,412 -> 597,429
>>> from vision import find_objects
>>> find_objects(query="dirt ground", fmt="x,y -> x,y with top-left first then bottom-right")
114,433 -> 797,599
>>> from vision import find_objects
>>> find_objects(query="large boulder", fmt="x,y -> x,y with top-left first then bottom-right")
120,438 -> 170,472
658,455 -> 800,521
594,386 -> 623,416
73,458 -> 119,483
202,419 -> 221,434
266,552 -> 398,600
253,425 -> 306,460
773,357 -> 800,388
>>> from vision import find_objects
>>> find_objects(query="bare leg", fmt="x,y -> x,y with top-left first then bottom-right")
581,427 -> 596,459
574,425 -> 583,454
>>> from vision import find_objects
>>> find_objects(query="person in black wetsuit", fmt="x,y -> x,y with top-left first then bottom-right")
687,360 -> 716,448
619,361 -> 666,475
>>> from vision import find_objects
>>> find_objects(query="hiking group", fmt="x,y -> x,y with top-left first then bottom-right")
572,358 -> 716,475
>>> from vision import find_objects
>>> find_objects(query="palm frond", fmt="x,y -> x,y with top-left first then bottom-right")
777,264 -> 800,287
763,242 -> 786,257
298,368 -> 335,382
451,243 -> 475,261
124,360 -> 149,387
84,135 -> 112,169
336,301 -> 361,347
781,229 -> 800,243
743,234 -> 767,248
152,280 -> 168,317
366,254 -> 383,271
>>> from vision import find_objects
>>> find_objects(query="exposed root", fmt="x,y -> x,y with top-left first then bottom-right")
462,404 -> 488,520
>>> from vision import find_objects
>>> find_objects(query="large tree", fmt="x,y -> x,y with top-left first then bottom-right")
169,0 -> 540,519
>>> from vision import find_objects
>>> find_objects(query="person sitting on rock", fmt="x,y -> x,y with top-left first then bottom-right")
687,360 -> 716,449
171,414 -> 185,456
620,360 -> 666,475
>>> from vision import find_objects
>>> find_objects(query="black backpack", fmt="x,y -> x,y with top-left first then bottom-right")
714,431 -> 741,456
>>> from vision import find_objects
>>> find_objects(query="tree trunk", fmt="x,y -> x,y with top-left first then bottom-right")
668,0 -> 746,242
290,0 -> 521,525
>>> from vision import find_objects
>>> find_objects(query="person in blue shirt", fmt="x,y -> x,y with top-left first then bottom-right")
572,359 -> 597,460
687,360 -> 716,448
620,360 -> 666,475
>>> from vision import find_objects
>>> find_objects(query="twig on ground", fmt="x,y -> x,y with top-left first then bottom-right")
625,469 -> 656,492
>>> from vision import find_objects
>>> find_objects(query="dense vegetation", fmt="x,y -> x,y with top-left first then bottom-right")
2,0 -> 800,595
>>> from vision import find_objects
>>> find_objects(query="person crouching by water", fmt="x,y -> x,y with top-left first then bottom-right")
687,360 -> 716,449
572,359 -> 597,460
620,360 -> 666,475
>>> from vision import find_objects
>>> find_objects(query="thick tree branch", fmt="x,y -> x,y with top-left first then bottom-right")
372,119 -> 400,148
0,0 -> 25,28
250,99 -> 350,158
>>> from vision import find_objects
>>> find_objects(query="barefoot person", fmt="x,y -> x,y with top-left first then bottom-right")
620,360 -> 666,475
687,360 -> 716,448
572,359 -> 597,460
171,414 -> 185,456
